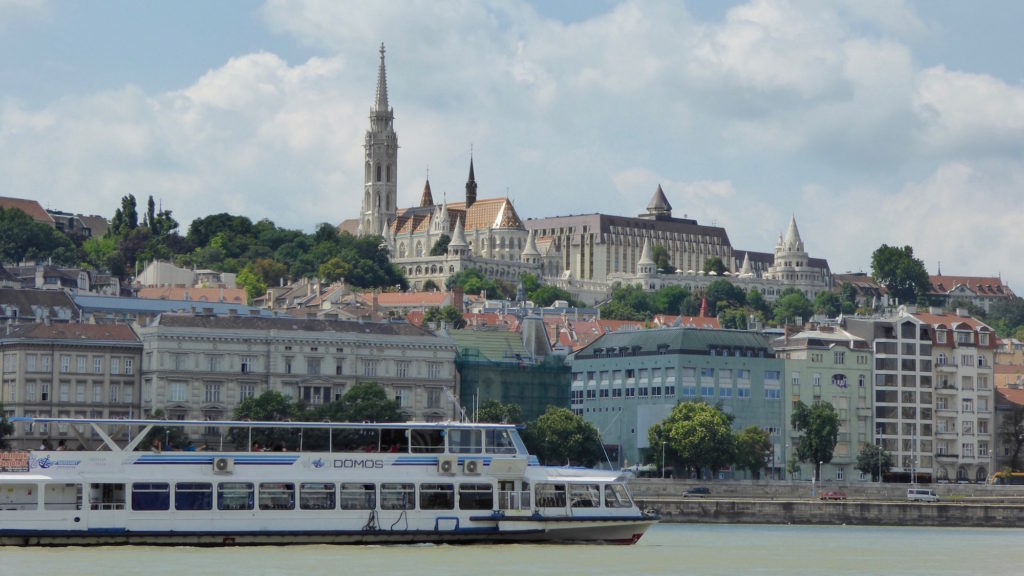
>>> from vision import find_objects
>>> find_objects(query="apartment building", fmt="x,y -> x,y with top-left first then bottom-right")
845,306 -> 995,483
774,325 -> 873,482
0,323 -> 142,449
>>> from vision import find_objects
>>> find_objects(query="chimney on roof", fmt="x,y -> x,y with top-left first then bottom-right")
957,308 -> 969,317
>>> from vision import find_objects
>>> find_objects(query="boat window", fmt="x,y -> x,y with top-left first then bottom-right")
300,483 -> 336,510
43,483 -> 81,511
340,483 -> 376,510
0,483 -> 38,511
380,482 -> 415,510
535,483 -> 567,508
333,428 -> 380,452
131,482 -> 170,511
447,429 -> 483,454
380,429 -> 408,453
569,484 -> 601,508
458,483 -> 493,511
485,430 -> 517,454
89,483 -> 125,511
259,482 -> 295,511
175,482 -> 213,511
217,482 -> 254,511
409,429 -> 444,454
604,484 -> 632,508
419,483 -> 455,510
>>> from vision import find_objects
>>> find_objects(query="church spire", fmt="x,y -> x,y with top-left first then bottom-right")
375,43 -> 389,113
465,152 -> 478,209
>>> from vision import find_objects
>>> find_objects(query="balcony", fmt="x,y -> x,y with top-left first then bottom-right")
935,428 -> 957,438
935,452 -> 959,460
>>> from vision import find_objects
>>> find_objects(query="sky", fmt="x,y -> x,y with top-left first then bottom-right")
2,0 -> 1024,290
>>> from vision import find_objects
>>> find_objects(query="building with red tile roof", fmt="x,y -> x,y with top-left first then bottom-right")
929,274 -> 1015,313
0,196 -> 54,226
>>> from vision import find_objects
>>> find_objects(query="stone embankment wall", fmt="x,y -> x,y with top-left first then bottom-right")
630,479 -> 1024,527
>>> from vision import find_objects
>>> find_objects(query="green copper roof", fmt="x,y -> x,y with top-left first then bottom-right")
449,329 -> 529,363
575,327 -> 773,358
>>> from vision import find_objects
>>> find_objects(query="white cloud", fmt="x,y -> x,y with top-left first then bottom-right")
4,0 -> 1024,292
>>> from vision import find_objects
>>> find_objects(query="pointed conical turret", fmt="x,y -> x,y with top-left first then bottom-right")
784,214 -> 803,252
740,252 -> 752,276
419,179 -> 434,207
465,155 -> 478,209
448,217 -> 468,256
521,230 -> 540,263
641,185 -> 672,219
637,237 -> 656,276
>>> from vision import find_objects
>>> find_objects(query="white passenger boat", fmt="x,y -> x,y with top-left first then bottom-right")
0,418 -> 657,546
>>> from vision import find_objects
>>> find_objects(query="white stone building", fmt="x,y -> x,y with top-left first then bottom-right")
137,313 -> 459,425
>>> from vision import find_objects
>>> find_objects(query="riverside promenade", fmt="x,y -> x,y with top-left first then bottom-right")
630,479 -> 1024,527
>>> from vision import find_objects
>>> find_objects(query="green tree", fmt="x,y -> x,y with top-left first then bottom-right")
855,442 -> 893,482
0,207 -> 77,265
870,244 -> 931,305
230,391 -> 301,450
649,401 -> 735,479
529,285 -> 581,308
0,402 -> 14,449
988,297 -> 1024,337
999,404 -> 1024,471
446,268 -> 507,299
702,257 -> 727,275
475,400 -> 523,424
138,409 -> 190,452
839,282 -> 859,314
791,400 -> 840,481
423,305 -> 466,329
315,382 -> 404,423
813,291 -> 842,318
704,279 -> 746,316
746,288 -> 770,317
719,308 -> 748,330
773,287 -> 814,326
522,407 -> 603,466
654,285 -> 692,315
733,426 -> 772,479
429,234 -> 451,256
236,264 -> 267,304
599,284 -> 654,320
652,244 -> 672,272
318,256 -> 351,283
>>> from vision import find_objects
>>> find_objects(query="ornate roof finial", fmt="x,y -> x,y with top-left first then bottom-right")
375,43 -> 389,112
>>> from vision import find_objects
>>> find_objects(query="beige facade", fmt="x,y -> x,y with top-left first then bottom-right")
0,323 -> 142,450
137,313 -> 458,425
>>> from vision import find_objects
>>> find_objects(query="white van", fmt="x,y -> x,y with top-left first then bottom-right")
907,488 -> 939,502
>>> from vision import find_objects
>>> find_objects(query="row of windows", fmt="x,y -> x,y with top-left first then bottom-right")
13,382 -> 134,404
3,354 -> 134,375
124,481 -> 633,512
159,354 -> 446,380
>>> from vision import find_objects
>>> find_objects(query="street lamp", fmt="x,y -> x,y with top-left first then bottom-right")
876,428 -> 883,484
661,441 -> 667,480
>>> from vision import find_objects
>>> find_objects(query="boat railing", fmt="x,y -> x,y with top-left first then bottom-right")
89,503 -> 125,511
498,490 -> 531,511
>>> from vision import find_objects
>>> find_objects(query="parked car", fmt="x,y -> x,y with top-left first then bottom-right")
819,490 -> 847,500
907,488 -> 939,502
683,486 -> 710,497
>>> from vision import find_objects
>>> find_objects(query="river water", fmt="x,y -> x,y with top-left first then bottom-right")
5,524 -> 1021,576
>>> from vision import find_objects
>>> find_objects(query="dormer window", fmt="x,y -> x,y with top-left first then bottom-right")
936,330 -> 946,344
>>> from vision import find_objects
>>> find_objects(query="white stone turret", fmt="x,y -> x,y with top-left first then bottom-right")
521,230 -> 540,264
447,217 -> 468,257
637,237 -> 656,276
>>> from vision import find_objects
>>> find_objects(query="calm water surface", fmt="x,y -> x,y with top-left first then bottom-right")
5,524 -> 1022,576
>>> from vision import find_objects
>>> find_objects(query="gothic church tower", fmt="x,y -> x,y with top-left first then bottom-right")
359,43 -> 398,236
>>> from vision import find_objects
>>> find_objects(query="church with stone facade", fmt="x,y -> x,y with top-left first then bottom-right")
341,45 -> 831,304
340,45 -> 547,291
